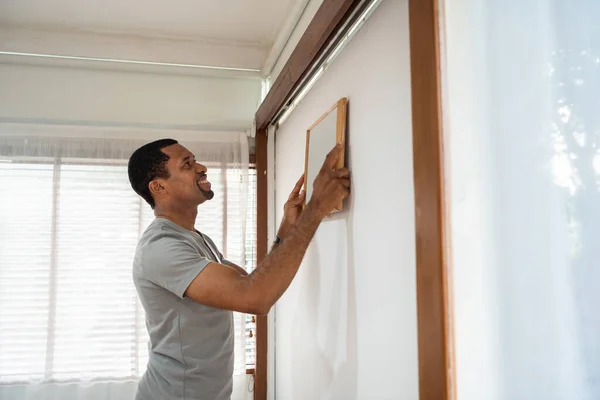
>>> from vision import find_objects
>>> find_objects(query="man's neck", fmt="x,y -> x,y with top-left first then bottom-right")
154,205 -> 198,231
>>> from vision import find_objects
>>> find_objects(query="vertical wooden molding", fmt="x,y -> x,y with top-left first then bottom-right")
254,128 -> 269,400
408,0 -> 453,399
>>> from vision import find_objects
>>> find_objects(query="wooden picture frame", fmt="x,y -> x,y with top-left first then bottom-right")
303,97 -> 348,212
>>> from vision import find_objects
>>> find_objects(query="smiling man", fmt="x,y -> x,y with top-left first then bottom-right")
127,138 -> 350,400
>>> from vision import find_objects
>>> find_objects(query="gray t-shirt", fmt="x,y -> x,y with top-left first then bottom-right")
132,218 -> 234,400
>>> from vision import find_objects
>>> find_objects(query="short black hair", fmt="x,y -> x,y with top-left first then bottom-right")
128,139 -> 178,209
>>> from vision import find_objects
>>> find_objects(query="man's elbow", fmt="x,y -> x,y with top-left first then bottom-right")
245,298 -> 272,315
240,277 -> 273,315
248,304 -> 271,316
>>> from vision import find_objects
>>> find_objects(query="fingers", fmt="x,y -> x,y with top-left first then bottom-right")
293,174 -> 305,192
335,168 -> 349,178
338,178 -> 351,188
335,179 -> 350,201
322,143 -> 343,170
336,185 -> 350,201
289,174 -> 305,199
287,190 -> 306,205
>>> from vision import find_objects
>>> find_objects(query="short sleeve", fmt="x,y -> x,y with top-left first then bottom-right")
199,232 -> 229,265
221,259 -> 238,268
201,234 -> 240,270
141,230 -> 212,298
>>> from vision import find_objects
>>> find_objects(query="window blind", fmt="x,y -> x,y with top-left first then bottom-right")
0,157 -> 256,386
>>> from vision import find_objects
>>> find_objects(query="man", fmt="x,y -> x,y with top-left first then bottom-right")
127,138 -> 350,399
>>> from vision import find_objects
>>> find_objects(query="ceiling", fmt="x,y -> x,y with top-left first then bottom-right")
0,0 -> 297,46
0,0 -> 306,74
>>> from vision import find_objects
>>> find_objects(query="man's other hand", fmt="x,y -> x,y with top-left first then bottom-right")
308,144 -> 350,218
278,174 -> 306,239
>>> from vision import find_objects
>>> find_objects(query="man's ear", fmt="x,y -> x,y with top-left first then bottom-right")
149,179 -> 165,198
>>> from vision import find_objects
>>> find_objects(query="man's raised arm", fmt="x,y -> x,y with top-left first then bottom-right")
183,144 -> 350,314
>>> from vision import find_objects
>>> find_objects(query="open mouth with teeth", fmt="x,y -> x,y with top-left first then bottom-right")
197,173 -> 214,200
197,174 -> 211,190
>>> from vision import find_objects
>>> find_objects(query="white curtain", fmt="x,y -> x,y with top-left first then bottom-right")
0,126 -> 253,400
442,0 -> 600,399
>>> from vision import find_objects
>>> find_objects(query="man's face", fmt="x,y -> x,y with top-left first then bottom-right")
157,144 -> 214,206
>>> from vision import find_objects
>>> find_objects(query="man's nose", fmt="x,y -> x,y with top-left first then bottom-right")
195,162 -> 207,174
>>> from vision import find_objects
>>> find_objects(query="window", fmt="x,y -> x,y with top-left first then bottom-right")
0,155 -> 256,385
443,0 -> 600,398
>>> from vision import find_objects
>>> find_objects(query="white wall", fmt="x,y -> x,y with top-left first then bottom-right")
272,1 -> 419,399
0,61 -> 262,131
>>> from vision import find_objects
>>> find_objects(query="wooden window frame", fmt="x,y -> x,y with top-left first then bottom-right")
246,160 -> 257,376
252,1 -> 453,399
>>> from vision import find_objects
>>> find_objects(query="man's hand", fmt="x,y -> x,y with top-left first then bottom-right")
278,175 -> 306,239
308,143 -> 350,218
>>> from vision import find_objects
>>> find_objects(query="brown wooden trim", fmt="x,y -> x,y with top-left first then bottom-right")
245,368 -> 255,375
408,0 -> 454,399
306,98 -> 344,131
255,0 -> 359,130
254,128 -> 269,400
334,97 -> 348,211
303,126 -> 311,207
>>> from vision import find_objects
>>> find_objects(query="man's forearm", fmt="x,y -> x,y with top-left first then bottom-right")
269,242 -> 280,253
269,221 -> 292,252
245,203 -> 322,312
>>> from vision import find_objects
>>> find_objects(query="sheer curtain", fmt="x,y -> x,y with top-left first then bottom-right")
0,126 -> 252,400
442,0 -> 600,399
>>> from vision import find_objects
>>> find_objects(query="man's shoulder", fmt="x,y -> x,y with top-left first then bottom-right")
134,219 -> 194,274
139,219 -> 192,247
